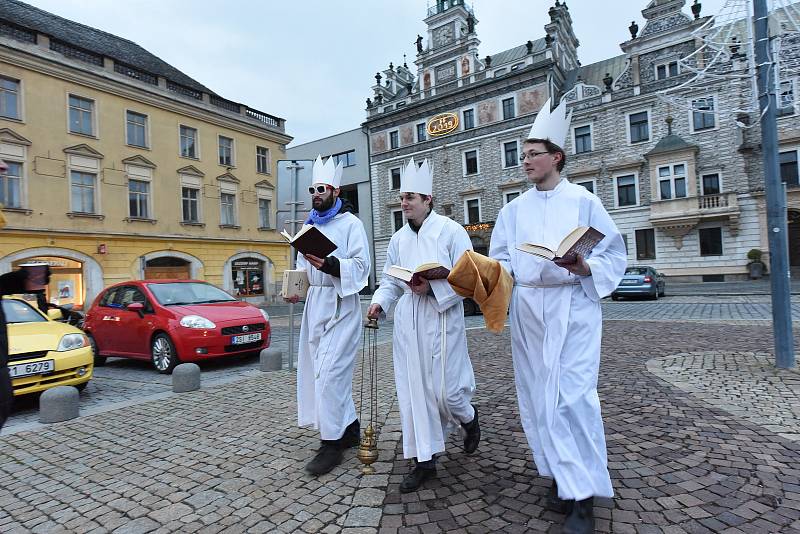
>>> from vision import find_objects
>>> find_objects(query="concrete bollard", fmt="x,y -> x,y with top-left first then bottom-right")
39,386 -> 80,423
260,348 -> 283,372
172,363 -> 201,393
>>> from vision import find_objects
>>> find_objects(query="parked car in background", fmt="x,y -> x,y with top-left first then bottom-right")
4,296 -> 93,395
611,266 -> 666,300
84,280 -> 271,373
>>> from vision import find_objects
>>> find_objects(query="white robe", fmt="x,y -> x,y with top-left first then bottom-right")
296,211 -> 370,441
372,211 -> 476,463
489,179 -> 626,501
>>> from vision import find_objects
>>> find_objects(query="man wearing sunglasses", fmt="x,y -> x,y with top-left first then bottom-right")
288,155 -> 370,476
367,158 -> 479,493
489,99 -> 626,534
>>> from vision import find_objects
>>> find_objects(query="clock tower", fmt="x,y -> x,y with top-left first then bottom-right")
417,0 -> 480,92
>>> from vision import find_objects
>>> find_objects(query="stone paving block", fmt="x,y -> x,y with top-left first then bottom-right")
111,517 -> 160,534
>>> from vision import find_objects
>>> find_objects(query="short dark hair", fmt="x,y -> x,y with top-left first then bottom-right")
524,138 -> 566,172
421,194 -> 434,209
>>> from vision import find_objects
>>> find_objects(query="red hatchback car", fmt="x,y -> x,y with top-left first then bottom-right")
84,280 -> 271,373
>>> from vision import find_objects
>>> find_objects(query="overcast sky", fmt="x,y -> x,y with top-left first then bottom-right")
27,0 -> 727,146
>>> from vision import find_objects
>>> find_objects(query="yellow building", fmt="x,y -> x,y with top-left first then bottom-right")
0,1 -> 293,308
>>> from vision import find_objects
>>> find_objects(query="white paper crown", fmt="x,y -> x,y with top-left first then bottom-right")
400,157 -> 432,196
311,155 -> 343,188
526,97 -> 572,149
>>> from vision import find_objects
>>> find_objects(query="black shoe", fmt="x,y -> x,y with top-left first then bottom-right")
304,442 -> 344,476
399,463 -> 436,493
547,479 -> 569,513
340,419 -> 360,448
461,405 -> 481,454
562,497 -> 594,534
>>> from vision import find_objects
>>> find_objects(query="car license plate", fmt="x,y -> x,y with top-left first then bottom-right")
231,333 -> 262,345
9,359 -> 55,378
620,279 -> 638,285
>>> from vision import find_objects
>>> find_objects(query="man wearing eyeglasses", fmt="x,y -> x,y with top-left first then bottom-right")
367,158 -> 480,493
489,99 -> 626,534
287,155 -> 370,476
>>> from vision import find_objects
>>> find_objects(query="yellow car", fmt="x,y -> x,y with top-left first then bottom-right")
4,297 -> 93,396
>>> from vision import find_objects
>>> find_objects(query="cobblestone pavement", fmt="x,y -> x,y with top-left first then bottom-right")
0,341 -> 402,534
648,351 -> 800,442
2,310 -> 799,532
380,322 -> 800,534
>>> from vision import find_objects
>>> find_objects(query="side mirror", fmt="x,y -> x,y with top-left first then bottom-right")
127,302 -> 145,317
47,308 -> 63,321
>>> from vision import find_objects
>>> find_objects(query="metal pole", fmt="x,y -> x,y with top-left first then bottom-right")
754,0 -> 795,368
286,161 -> 304,371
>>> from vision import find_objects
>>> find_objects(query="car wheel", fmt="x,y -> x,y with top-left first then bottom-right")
152,333 -> 179,374
87,334 -> 106,367
76,382 -> 88,393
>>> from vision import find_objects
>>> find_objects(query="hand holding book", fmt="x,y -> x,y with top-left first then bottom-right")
554,254 -> 592,276
516,226 -> 604,264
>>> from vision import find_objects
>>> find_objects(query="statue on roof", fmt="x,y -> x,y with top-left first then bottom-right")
416,35 -> 424,53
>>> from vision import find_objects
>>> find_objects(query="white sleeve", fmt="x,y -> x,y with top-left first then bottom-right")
330,218 -> 370,298
429,225 -> 473,312
370,236 -> 405,318
580,196 -> 627,301
489,205 -> 514,278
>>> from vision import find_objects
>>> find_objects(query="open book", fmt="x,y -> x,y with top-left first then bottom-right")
386,262 -> 450,285
517,226 -> 605,262
280,224 -> 337,258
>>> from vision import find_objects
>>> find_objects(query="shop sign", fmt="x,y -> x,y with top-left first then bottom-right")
426,112 -> 459,137
233,259 -> 263,269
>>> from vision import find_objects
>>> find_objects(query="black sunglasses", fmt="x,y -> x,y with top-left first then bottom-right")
308,185 -> 330,195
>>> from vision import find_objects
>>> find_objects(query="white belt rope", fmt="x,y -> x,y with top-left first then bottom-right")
514,280 -> 580,288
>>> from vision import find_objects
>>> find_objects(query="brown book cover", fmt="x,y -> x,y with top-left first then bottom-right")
517,226 -> 605,263
281,225 -> 338,258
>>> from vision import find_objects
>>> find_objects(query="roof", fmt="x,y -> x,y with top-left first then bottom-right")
564,54 -> 628,92
646,133 -> 698,156
0,0 -> 212,94
490,38 -> 546,66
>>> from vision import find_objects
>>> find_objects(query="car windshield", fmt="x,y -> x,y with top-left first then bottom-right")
147,282 -> 236,306
625,267 -> 650,275
2,299 -> 47,324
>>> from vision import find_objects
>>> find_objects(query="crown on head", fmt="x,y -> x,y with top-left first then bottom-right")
526,97 -> 572,149
311,155 -> 343,188
400,157 -> 432,196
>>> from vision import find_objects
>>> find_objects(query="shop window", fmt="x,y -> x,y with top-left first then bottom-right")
232,258 -> 264,296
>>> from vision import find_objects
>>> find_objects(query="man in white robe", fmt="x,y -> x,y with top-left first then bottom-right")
285,155 -> 371,476
367,158 -> 480,493
489,99 -> 626,534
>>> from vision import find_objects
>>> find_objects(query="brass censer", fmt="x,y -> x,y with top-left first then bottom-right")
356,317 -> 380,474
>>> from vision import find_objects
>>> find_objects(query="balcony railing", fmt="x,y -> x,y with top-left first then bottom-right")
698,193 -> 730,209
650,192 -> 740,228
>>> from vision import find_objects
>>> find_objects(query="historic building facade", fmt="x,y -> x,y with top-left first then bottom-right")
0,0 -> 292,306
364,0 -> 800,281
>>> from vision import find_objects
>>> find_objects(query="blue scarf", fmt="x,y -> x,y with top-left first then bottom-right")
305,197 -> 342,225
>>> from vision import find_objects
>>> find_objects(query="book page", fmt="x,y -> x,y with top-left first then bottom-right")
516,243 -> 556,260
386,265 -> 413,282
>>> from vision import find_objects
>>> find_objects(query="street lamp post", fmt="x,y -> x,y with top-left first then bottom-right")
285,160 -> 306,371
754,0 -> 795,368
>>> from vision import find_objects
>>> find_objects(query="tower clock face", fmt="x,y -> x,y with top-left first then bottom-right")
433,24 -> 454,47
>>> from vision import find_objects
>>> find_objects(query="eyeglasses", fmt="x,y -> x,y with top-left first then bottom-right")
308,185 -> 330,195
519,151 -> 551,162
